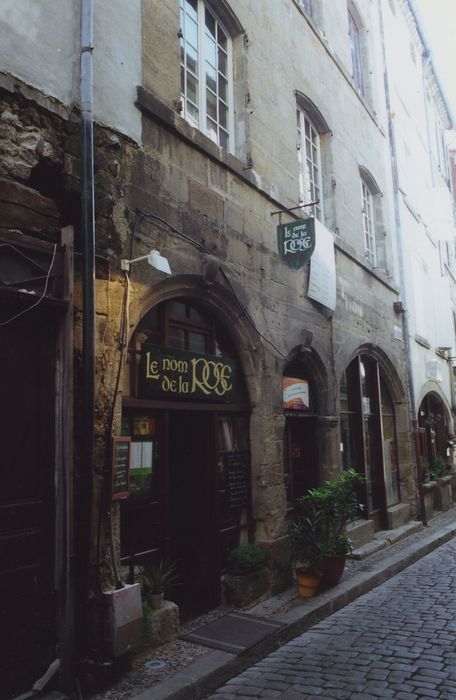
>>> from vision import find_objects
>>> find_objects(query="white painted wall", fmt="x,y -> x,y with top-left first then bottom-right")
0,0 -> 142,143
0,0 -> 80,106
382,0 -> 456,419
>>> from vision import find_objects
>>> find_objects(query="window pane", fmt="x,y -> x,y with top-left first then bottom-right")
217,25 -> 227,50
169,326 -> 186,349
218,74 -> 227,101
186,101 -> 199,126
188,305 -> 207,322
180,65 -> 185,94
218,47 -> 227,75
168,301 -> 187,316
204,34 -> 217,66
219,100 -> 227,128
206,62 -> 217,92
189,331 -> 206,354
205,7 -> 216,39
185,0 -> 197,21
206,117 -> 217,142
187,72 -> 198,104
206,89 -> 217,120
186,16 -> 198,49
186,44 -> 198,74
219,129 -> 229,150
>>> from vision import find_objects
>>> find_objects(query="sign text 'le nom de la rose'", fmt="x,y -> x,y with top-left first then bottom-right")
277,218 -> 315,269
139,346 -> 236,403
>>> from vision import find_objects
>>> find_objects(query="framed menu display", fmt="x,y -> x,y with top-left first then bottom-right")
111,436 -> 131,500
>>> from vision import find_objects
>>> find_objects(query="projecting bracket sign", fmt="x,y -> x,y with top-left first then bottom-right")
277,218 -> 315,269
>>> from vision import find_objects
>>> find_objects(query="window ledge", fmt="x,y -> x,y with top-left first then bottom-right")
415,335 -> 431,349
136,85 -> 255,186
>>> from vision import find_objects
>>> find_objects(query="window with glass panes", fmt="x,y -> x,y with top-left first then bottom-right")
298,0 -> 313,16
297,108 -> 323,221
361,179 -> 376,266
180,0 -> 232,150
348,10 -> 364,96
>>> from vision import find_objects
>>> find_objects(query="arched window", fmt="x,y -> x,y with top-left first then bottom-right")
360,167 -> 382,267
340,354 -> 400,528
348,9 -> 364,96
180,0 -> 234,150
297,108 -> 324,221
361,178 -> 376,265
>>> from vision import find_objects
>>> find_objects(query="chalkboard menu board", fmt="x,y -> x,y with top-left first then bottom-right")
112,436 -> 131,500
224,451 -> 250,511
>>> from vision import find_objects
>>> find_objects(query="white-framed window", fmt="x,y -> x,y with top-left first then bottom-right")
297,108 -> 323,221
348,10 -> 364,97
298,0 -> 313,16
180,0 -> 233,151
361,179 -> 376,266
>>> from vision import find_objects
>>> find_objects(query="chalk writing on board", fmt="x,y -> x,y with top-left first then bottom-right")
112,436 -> 131,500
223,451 -> 250,511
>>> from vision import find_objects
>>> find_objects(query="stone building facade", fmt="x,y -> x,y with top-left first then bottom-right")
1,0 -> 453,695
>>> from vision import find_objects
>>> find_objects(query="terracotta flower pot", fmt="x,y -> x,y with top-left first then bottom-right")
320,555 -> 346,588
150,592 -> 164,610
295,567 -> 321,598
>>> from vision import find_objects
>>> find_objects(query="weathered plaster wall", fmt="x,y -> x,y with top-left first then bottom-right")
0,0 -> 142,143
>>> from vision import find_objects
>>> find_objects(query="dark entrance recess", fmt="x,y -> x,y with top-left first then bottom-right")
340,354 -> 400,530
120,299 -> 252,620
168,411 -> 219,619
285,417 -> 318,505
282,358 -> 319,515
0,320 -> 56,695
418,393 -> 449,469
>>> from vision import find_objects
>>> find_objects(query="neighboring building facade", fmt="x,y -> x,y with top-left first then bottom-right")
0,0 -> 453,695
381,0 -> 456,481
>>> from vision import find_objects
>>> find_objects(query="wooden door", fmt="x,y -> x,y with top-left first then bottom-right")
0,319 -> 56,695
168,410 -> 218,620
287,417 -> 319,500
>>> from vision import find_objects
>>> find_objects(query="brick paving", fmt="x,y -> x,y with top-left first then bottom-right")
206,539 -> 456,700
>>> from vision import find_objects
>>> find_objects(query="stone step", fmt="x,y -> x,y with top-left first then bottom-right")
347,518 -> 376,547
351,520 -> 424,560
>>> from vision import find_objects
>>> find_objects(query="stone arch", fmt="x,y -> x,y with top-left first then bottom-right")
128,274 -> 265,407
285,343 -> 331,415
337,342 -> 406,405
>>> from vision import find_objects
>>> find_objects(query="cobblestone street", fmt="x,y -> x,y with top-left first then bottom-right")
207,539 -> 456,700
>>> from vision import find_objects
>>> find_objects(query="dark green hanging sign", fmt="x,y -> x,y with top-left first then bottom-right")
277,218 -> 315,269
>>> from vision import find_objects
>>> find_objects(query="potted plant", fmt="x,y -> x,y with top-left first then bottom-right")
430,455 -> 453,512
224,543 -> 268,607
228,543 -> 266,574
142,559 -> 178,610
287,512 -> 325,598
294,468 -> 364,589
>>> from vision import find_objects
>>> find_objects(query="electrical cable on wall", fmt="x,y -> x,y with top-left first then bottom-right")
130,209 -> 289,361
0,243 -> 57,327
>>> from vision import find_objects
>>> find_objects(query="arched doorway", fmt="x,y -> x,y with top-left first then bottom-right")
283,348 -> 325,514
340,354 -> 400,529
119,298 -> 251,619
417,392 -> 451,473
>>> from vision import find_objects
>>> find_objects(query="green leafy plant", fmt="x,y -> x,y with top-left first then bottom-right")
428,455 -> 447,480
142,559 -> 178,595
228,543 -> 266,573
289,468 -> 364,564
287,514 -> 325,573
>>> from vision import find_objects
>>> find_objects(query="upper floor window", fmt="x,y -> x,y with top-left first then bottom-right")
361,179 -> 376,266
297,108 -> 323,221
298,0 -> 313,16
348,10 -> 364,97
180,0 -> 233,150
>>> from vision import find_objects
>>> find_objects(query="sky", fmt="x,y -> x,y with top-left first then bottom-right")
414,0 -> 456,131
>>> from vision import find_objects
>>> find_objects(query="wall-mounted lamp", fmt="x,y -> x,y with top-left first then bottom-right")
120,250 -> 172,275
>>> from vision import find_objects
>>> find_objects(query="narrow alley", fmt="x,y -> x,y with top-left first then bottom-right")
207,539 -> 456,700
